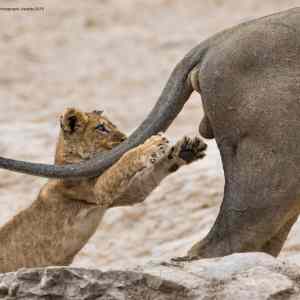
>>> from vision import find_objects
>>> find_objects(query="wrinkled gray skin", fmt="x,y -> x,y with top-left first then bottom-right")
188,7 -> 300,258
1,8 -> 300,258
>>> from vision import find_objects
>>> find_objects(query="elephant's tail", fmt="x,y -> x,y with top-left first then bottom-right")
0,43 -> 209,178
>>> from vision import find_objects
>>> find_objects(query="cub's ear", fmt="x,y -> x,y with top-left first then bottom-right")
60,108 -> 88,134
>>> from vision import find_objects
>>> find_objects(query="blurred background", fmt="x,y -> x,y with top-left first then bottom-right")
0,0 -> 299,269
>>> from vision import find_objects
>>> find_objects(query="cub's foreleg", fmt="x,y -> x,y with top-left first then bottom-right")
93,134 -> 170,207
111,136 -> 207,207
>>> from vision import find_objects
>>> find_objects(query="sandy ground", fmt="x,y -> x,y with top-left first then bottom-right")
0,0 -> 299,269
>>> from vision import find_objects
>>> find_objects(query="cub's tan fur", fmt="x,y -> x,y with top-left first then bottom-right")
0,108 -> 206,273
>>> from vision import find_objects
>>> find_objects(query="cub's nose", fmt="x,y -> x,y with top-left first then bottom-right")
113,132 -> 127,142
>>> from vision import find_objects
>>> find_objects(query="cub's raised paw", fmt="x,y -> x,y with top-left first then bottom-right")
139,133 -> 170,167
169,136 -> 207,164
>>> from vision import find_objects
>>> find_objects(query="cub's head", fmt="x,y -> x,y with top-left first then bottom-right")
55,108 -> 127,165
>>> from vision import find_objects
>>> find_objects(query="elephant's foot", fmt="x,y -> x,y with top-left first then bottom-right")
185,207 -> 298,260
261,215 -> 298,256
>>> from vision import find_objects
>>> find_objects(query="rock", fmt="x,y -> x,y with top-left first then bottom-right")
1,253 -> 300,299
0,267 -> 188,300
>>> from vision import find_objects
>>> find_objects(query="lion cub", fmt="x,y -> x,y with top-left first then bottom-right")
0,108 -> 206,272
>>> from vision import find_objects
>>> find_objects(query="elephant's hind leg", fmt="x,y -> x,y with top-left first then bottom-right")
187,205 -> 296,258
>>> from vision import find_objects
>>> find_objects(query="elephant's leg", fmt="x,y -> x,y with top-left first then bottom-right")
188,202 -> 297,258
187,138 -> 300,259
261,215 -> 298,256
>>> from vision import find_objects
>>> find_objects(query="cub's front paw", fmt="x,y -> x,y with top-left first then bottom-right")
139,133 -> 170,167
169,136 -> 207,164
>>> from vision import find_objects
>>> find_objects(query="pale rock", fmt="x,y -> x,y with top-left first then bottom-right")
1,253 -> 300,300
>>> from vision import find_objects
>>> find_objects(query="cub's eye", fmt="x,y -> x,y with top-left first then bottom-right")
95,123 -> 110,133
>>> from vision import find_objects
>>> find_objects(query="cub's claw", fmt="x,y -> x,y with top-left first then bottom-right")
138,134 -> 206,171
169,136 -> 207,164
180,136 -> 207,162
